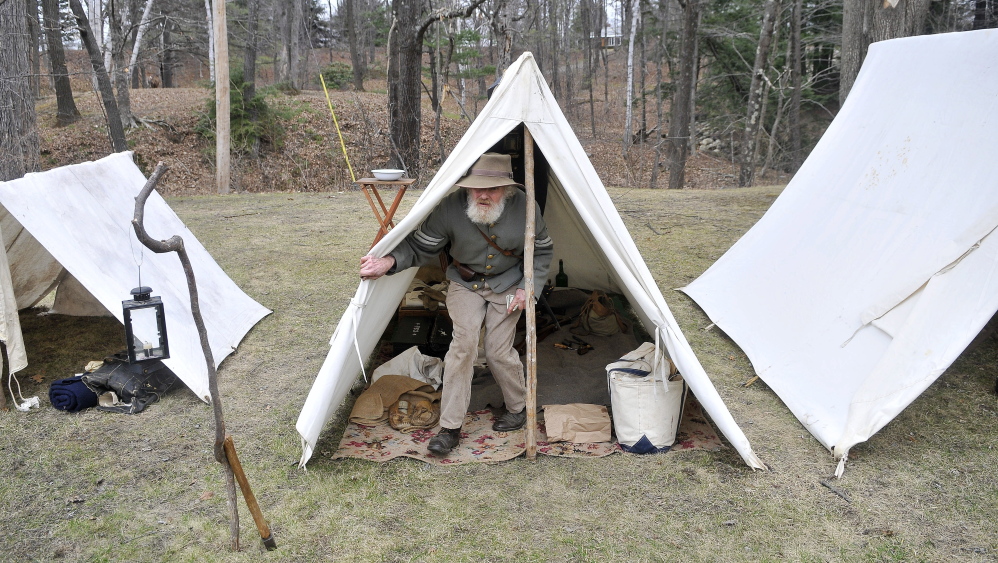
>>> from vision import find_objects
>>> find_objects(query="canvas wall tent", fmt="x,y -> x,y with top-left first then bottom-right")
0,152 -> 270,403
296,52 -> 765,469
681,30 -> 998,475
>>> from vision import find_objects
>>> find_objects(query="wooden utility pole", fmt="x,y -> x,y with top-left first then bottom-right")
523,127 -> 538,460
212,0 -> 230,194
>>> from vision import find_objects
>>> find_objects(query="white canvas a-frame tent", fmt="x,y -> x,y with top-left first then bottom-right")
296,52 -> 764,469
0,152 -> 270,403
681,30 -> 998,475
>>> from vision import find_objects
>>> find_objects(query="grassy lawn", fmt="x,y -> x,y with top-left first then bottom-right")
1,185 -> 995,561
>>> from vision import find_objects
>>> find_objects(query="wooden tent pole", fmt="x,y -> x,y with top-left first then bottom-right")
523,127 -> 538,460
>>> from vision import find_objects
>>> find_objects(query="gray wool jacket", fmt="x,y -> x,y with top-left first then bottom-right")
388,189 -> 554,295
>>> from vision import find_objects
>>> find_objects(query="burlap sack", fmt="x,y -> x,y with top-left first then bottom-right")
572,291 -> 629,337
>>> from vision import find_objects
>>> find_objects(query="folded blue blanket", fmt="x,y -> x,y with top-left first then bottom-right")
49,375 -> 99,412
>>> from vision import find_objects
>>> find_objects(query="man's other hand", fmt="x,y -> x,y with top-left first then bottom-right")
360,255 -> 395,280
508,288 -> 527,314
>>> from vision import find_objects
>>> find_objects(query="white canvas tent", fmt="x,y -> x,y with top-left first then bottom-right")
681,30 -> 998,475
296,52 -> 764,469
0,152 -> 270,403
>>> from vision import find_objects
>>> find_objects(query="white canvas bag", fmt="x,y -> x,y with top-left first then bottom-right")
607,342 -> 686,451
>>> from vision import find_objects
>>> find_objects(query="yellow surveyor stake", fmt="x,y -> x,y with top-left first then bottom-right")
320,74 -> 356,183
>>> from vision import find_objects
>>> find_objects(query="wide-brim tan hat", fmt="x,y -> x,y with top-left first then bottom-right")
453,152 -> 523,189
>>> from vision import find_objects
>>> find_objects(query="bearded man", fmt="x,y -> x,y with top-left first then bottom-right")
359,153 -> 554,456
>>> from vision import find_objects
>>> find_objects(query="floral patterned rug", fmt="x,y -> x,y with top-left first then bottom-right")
332,395 -> 724,466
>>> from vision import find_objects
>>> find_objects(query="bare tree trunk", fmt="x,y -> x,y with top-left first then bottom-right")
204,0 -> 214,81
42,0 -> 81,125
290,0 -> 303,89
665,0 -> 699,189
760,86 -> 785,178
582,0 -> 596,137
972,0 -> 998,28
872,0 -> 930,41
70,0 -> 127,152
110,0 -> 135,128
738,0 -> 780,187
601,0 -> 609,121
640,10 -> 647,146
244,0 -> 258,101
160,13 -> 175,88
495,2 -> 513,77
388,0 -> 423,174
26,0 -> 41,97
1,0 -> 41,180
346,0 -> 366,90
128,0 -> 156,88
388,0 -> 486,177
623,2 -> 639,153
86,0 -> 101,41
562,6 -> 573,121
788,0 -> 802,168
839,0 -> 872,105
549,1 -> 560,100
649,0 -> 669,188
842,0 -> 929,105
687,9 -> 700,155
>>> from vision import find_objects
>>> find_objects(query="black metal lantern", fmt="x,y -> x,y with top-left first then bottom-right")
122,286 -> 170,363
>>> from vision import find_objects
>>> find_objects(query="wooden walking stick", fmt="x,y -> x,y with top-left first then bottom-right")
523,128 -> 538,460
132,162 -> 276,551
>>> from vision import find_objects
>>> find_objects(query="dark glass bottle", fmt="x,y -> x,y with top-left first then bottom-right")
555,259 -> 568,287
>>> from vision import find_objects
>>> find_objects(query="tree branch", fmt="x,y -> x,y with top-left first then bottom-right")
417,0 -> 489,41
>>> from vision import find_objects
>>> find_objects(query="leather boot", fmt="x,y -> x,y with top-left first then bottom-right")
492,409 -> 527,432
427,427 -> 461,456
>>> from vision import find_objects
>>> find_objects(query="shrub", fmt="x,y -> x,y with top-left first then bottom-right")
195,68 -> 285,156
319,62 -> 353,90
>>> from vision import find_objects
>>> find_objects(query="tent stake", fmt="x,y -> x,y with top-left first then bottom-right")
524,128 -> 538,461
132,163 -> 276,551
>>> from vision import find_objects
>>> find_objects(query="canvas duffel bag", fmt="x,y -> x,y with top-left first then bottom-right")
607,342 -> 686,453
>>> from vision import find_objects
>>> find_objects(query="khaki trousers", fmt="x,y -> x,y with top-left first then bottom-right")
439,281 -> 525,429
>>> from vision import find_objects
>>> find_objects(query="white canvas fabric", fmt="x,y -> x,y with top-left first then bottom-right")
0,227 -> 28,378
0,152 -> 271,402
681,30 -> 998,474
296,52 -> 764,469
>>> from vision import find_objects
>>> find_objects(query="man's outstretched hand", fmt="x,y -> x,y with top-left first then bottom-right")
360,255 -> 395,280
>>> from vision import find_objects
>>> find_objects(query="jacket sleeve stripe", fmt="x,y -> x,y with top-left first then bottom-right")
413,229 -> 444,249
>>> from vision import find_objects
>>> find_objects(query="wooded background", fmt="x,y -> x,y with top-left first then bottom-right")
1,0 -> 996,188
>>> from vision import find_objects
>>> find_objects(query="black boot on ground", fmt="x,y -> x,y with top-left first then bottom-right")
427,427 -> 461,456
492,409 -> 526,432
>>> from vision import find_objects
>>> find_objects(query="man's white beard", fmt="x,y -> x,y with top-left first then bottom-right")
466,195 -> 506,225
